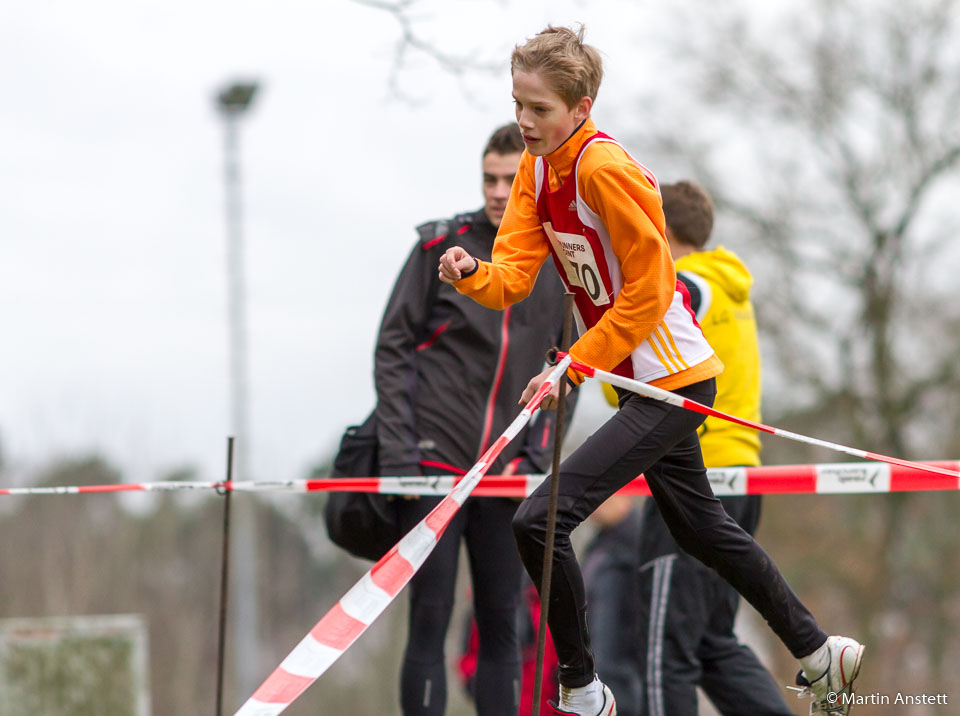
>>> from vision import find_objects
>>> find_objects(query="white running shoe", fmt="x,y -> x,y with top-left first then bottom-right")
548,682 -> 617,716
792,636 -> 865,715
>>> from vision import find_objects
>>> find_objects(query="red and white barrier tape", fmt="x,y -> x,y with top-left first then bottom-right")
316,463 -> 960,496
0,481 -> 222,496
313,460 -> 959,496
9,355 -> 943,714
235,355 -> 960,714
4,463 -> 958,498
230,356 -> 572,716
564,355 -> 960,481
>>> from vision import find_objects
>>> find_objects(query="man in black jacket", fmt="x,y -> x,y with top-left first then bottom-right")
374,124 -> 573,716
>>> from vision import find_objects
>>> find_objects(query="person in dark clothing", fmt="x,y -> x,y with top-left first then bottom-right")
582,495 -> 644,716
374,124 -> 573,716
457,579 -> 560,715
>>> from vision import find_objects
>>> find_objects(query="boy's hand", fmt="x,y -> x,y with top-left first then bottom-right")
438,246 -> 477,284
519,367 -> 572,411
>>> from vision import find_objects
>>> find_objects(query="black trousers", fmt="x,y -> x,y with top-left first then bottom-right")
512,379 -> 827,689
638,496 -> 794,715
582,507 -> 645,715
399,495 -> 525,715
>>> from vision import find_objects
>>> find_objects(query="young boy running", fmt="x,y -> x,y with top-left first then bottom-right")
438,25 -> 863,716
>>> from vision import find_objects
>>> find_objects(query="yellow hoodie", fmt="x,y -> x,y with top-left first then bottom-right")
677,247 -> 762,467
600,245 -> 762,465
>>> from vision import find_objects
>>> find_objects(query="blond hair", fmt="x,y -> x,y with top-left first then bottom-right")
511,25 -> 603,108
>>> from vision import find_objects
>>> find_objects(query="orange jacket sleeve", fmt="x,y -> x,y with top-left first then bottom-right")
455,152 -> 551,309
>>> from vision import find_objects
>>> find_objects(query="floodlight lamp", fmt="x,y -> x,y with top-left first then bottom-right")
217,82 -> 260,115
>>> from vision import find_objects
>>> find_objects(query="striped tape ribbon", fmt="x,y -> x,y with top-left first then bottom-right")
230,356 -> 959,714
564,355 -> 960,480
322,460 -> 960,496
230,356 -> 572,715
4,461 -> 957,498
6,355 -> 957,714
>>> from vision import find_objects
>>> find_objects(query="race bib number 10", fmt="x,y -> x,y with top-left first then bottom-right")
543,222 -> 610,307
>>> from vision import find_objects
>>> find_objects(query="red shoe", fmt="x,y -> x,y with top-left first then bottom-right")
547,682 -> 616,716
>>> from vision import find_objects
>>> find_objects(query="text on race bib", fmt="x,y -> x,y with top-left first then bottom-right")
543,222 -> 610,307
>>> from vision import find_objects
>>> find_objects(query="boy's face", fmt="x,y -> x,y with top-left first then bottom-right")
512,70 -> 591,156
482,151 -> 522,228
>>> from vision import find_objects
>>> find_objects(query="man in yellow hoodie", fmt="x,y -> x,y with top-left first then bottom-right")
634,180 -> 794,715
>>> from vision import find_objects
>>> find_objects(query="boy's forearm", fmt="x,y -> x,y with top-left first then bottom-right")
454,259 -> 527,309
455,226 -> 550,308
454,152 -> 551,308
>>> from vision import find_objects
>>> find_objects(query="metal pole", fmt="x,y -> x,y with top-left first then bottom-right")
215,437 -> 235,716
220,99 -> 261,703
224,115 -> 251,490
531,292 -> 575,714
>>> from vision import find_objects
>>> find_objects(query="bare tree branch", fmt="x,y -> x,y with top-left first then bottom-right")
351,0 -> 503,105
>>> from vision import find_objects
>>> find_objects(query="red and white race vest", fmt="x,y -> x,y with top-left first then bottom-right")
535,132 -> 715,382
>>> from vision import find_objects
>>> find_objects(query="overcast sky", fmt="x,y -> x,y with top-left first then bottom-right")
1,0 -> 674,485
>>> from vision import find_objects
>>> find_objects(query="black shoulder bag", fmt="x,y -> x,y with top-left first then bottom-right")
323,412 -> 401,561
